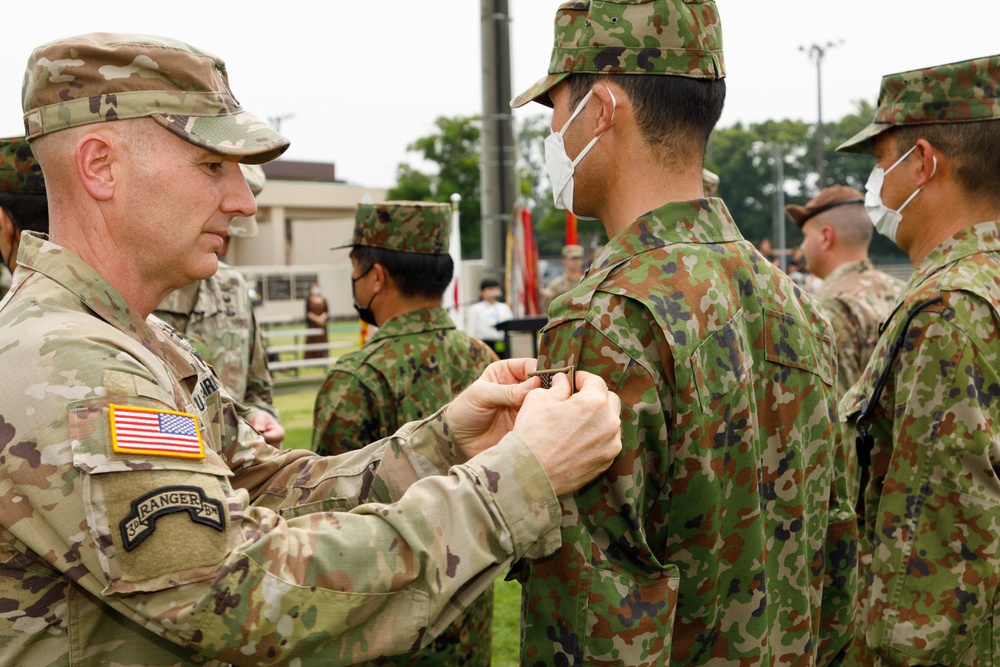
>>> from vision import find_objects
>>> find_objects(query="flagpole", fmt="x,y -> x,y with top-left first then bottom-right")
447,193 -> 465,330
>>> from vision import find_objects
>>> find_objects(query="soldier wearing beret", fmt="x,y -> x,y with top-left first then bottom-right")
838,55 -> 1000,665
785,185 -> 904,399
0,136 -> 47,295
512,1 -> 856,664
155,164 -> 284,445
0,32 -> 623,665
313,200 -> 498,665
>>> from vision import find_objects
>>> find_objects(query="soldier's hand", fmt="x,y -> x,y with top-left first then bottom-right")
248,409 -> 285,446
513,371 -> 622,496
445,358 -> 542,459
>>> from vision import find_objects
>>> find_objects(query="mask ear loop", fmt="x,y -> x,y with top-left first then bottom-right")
897,155 -> 938,214
569,86 -> 618,168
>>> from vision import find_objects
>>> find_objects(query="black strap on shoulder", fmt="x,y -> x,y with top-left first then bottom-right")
855,296 -> 943,470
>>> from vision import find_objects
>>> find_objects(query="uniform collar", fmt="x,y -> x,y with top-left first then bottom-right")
908,221 -> 1000,291
18,232 -> 197,377
367,306 -> 455,344
821,258 -> 877,286
590,198 -> 743,272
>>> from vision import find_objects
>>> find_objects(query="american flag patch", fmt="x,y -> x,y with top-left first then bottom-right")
109,405 -> 205,459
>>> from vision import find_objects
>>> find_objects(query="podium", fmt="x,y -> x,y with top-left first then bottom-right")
495,316 -> 548,358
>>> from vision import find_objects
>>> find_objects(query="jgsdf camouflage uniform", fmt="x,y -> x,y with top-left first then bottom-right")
316,201 -> 498,666
511,2 -> 857,665
814,259 -> 904,398
838,56 -> 1000,664
0,34 -> 565,665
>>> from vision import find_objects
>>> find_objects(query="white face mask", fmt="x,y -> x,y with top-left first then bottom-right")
544,87 -> 616,220
864,145 -> 936,244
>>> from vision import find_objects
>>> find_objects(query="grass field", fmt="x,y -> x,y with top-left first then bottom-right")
271,321 -> 521,665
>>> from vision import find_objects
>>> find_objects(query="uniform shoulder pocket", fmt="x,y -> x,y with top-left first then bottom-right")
68,397 -> 242,596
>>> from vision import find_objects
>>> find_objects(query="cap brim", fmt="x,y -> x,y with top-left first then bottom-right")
511,72 -> 569,109
153,109 -> 290,164
837,122 -> 893,155
330,239 -> 355,251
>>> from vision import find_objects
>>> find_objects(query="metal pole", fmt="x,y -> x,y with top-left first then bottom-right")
479,0 -> 517,282
772,144 -> 787,273
799,41 -> 841,189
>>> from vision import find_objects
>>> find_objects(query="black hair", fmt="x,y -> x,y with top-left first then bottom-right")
0,192 -> 49,234
480,278 -> 500,290
891,121 -> 1000,211
567,73 -> 725,166
351,246 -> 454,300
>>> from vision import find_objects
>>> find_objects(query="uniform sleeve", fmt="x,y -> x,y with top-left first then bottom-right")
861,294 -> 1000,664
64,386 -> 561,665
820,294 -> 865,399
241,312 -> 278,418
312,366 -> 391,456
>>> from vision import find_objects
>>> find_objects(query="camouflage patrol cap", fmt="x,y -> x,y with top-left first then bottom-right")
334,201 -> 451,255
511,0 -> 725,109
22,32 -> 289,164
0,136 -> 44,195
839,54 -> 1000,154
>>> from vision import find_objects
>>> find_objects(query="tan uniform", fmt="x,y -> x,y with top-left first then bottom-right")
0,233 -> 562,666
815,259 -> 904,398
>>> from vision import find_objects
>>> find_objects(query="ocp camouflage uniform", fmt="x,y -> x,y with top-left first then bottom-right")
520,198 -> 857,666
313,306 -> 497,666
0,232 -> 563,664
815,259 -> 904,398
155,261 -> 277,418
840,224 -> 1000,665
539,272 -> 583,313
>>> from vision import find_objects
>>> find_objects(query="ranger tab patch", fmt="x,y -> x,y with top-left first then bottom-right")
120,486 -> 225,551
109,404 -> 205,459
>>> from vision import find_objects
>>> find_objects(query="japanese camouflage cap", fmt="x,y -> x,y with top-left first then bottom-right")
839,54 -> 1000,154
334,201 -> 451,255
228,164 -> 266,238
511,0 -> 725,108
22,32 -> 290,164
0,136 -> 44,195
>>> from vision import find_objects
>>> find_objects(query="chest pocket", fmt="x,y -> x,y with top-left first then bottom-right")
68,396 -> 243,596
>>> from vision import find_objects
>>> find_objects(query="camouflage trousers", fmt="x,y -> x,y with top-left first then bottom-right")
355,587 -> 493,666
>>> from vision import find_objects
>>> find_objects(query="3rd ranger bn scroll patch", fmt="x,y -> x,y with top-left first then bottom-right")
120,486 -> 225,551
109,404 -> 205,459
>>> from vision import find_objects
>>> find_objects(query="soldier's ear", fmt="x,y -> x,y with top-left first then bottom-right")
820,224 -> 835,250
371,263 -> 387,293
0,209 -> 14,246
76,132 -> 116,202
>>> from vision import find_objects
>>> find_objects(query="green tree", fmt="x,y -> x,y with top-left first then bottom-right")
387,115 -> 483,258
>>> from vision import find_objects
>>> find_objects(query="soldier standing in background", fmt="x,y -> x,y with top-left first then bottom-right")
838,55 -> 1000,665
0,136 -> 47,294
313,200 -> 498,666
539,243 -> 585,313
0,31 -> 623,664
785,185 -> 904,399
511,1 -> 857,664
155,163 -> 283,444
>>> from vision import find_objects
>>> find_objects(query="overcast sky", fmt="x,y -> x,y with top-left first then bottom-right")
1,1 -> 995,189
